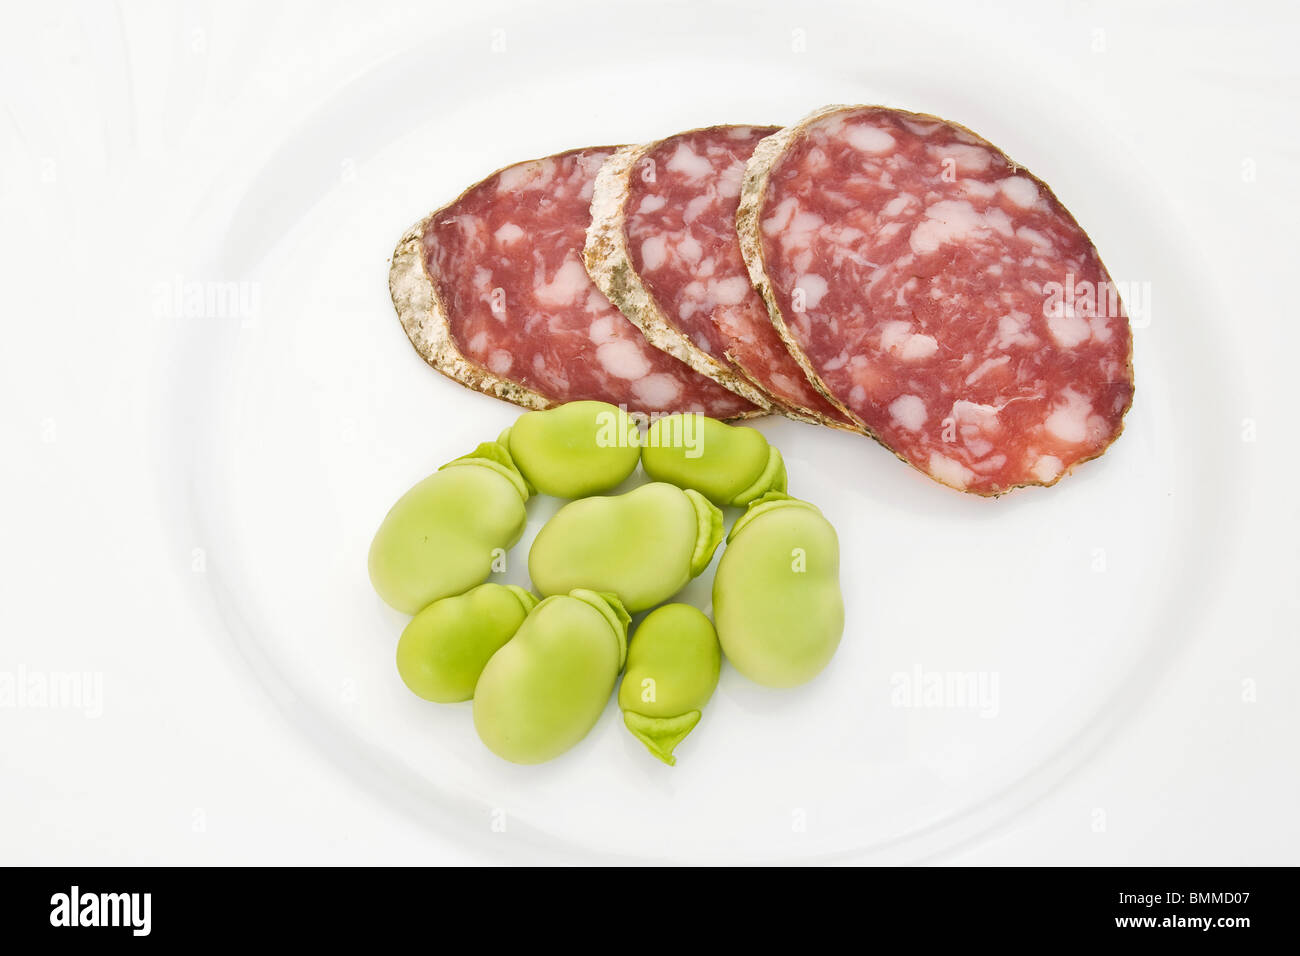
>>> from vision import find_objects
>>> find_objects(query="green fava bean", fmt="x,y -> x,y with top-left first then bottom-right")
502,401 -> 641,498
528,482 -> 723,613
712,492 -> 843,688
641,413 -> 786,507
396,584 -> 538,703
368,441 -> 531,614
618,604 -> 721,766
473,589 -> 631,764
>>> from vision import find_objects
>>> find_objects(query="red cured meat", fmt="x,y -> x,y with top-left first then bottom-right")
746,106 -> 1133,493
422,148 -> 758,418
625,127 -> 850,425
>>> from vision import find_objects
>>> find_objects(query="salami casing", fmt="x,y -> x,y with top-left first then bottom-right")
587,127 -> 848,426
738,106 -> 1134,494
390,147 -> 760,419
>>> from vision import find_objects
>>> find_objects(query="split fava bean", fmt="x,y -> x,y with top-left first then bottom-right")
641,413 -> 786,507
528,482 -> 723,613
503,401 -> 641,498
368,441 -> 531,614
473,589 -> 631,764
618,604 -> 721,765
396,584 -> 538,703
712,492 -> 843,688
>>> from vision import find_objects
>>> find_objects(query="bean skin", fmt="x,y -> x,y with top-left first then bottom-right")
473,589 -> 631,764
713,492 -> 843,687
504,401 -> 641,499
396,584 -> 538,703
368,441 -> 531,614
528,482 -> 723,613
642,413 -> 786,507
619,603 -> 721,765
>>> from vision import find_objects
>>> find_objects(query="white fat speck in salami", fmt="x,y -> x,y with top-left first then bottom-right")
585,126 -> 850,427
392,147 -> 758,418
738,105 -> 1134,494
889,394 -> 928,431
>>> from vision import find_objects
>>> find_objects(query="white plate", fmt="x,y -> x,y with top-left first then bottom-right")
165,1 -> 1244,863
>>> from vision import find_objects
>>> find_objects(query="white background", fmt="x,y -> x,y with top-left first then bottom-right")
2,0 -> 1296,864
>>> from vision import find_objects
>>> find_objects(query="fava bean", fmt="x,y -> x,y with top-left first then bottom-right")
618,604 -> 721,765
642,413 -> 786,507
528,482 -> 723,613
368,441 -> 531,614
712,492 -> 843,687
473,589 -> 630,764
503,401 -> 641,498
396,584 -> 538,703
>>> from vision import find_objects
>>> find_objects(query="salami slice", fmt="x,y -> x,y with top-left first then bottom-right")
587,127 -> 849,427
389,147 -> 760,419
738,106 -> 1134,494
